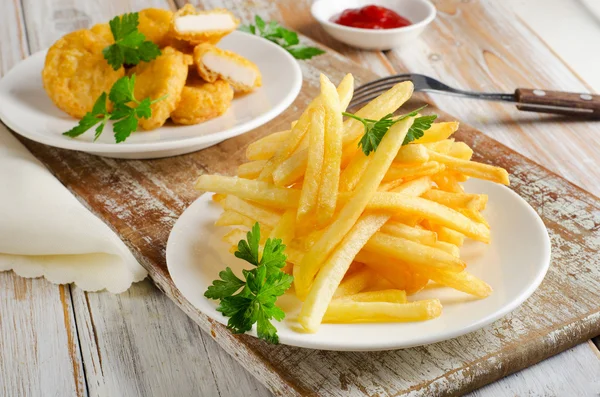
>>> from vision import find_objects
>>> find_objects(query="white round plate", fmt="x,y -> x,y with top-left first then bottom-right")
166,180 -> 551,351
0,31 -> 302,159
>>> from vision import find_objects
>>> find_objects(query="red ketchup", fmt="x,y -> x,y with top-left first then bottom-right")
333,5 -> 412,30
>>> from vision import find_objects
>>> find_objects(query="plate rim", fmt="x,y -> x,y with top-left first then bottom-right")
0,31 -> 302,154
166,180 -> 552,351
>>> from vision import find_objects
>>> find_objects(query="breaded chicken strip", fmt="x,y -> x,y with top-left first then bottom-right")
138,8 -> 173,48
171,78 -> 233,125
129,47 -> 189,130
171,4 -> 239,44
42,27 -> 124,119
193,43 -> 261,93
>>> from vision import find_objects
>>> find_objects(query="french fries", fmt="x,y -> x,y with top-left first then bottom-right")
195,73 -> 510,335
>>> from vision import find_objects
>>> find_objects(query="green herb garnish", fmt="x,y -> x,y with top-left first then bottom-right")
103,13 -> 161,70
205,223 -> 293,344
240,15 -> 325,60
63,75 -> 166,143
343,105 -> 437,155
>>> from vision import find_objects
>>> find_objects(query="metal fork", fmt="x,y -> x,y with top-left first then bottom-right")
348,73 -> 600,118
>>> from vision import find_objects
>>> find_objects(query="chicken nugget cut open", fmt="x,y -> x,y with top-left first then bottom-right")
171,78 -> 233,125
42,28 -> 124,119
172,5 -> 239,44
193,43 -> 261,93
129,47 -> 189,130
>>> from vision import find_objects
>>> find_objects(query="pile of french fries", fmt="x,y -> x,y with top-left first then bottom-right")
195,73 -> 510,333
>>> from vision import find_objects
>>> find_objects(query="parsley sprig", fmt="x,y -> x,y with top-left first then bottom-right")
239,15 -> 325,60
103,13 -> 161,70
63,75 -> 166,143
205,223 -> 293,344
343,106 -> 437,155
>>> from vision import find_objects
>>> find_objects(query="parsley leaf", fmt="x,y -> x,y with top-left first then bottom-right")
103,12 -> 161,70
343,105 -> 437,155
402,114 -> 437,145
205,222 -> 293,344
240,15 -> 325,60
62,74 -> 167,143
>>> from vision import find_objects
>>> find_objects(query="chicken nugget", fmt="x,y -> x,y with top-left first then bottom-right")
42,28 -> 124,119
138,8 -> 173,48
171,79 -> 233,125
171,5 -> 239,44
129,47 -> 189,130
193,43 -> 261,93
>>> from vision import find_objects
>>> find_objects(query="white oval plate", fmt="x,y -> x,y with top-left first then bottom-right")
0,31 -> 302,159
166,179 -> 551,351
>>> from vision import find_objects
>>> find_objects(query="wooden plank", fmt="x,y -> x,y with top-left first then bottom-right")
0,273 -> 86,397
0,1 -> 86,396
467,342 -> 600,397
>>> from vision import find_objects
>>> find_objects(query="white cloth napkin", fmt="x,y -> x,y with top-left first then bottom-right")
0,127 -> 147,293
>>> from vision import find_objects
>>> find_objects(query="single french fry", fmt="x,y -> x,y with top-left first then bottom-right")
433,173 -> 464,193
368,192 -> 490,242
364,276 -> 396,291
337,73 -> 355,112
383,162 -> 445,182
215,210 -> 255,228
422,139 -> 454,154
436,226 -> 465,247
335,289 -> 407,303
297,108 -> 325,224
427,150 -> 510,185
212,193 -> 226,203
394,144 -> 429,164
333,265 -> 373,298
449,141 -> 473,160
220,196 -> 281,228
339,153 -> 371,192
423,269 -> 492,298
317,75 -> 343,225
273,82 -> 414,187
380,221 -> 437,245
414,122 -> 459,143
295,116 -> 415,298
365,233 -> 465,272
269,209 -> 296,244
422,189 -> 487,209
196,174 -> 300,209
237,160 -> 267,179
323,299 -> 442,323
246,129 -> 289,161
433,240 -> 461,257
458,208 -> 490,228
354,251 -> 429,295
298,214 -> 390,331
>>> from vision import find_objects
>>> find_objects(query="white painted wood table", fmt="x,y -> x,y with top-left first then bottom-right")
1,0 -> 600,396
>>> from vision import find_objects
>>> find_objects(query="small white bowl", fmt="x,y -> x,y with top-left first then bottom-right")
311,0 -> 436,50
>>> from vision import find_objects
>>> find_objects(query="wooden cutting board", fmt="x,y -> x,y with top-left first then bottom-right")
15,28 -> 600,397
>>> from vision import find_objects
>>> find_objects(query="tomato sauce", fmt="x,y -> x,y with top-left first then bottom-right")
332,5 -> 412,30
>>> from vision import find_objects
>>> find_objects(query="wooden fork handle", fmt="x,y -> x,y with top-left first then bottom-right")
515,88 -> 600,117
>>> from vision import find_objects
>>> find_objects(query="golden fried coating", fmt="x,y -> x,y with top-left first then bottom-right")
193,43 -> 261,92
171,78 -> 233,125
138,8 -> 173,48
129,47 -> 189,130
171,5 -> 239,44
42,28 -> 124,119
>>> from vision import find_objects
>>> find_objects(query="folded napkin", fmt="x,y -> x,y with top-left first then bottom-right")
0,127 -> 147,293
